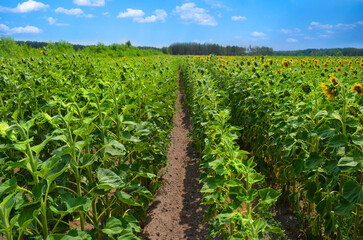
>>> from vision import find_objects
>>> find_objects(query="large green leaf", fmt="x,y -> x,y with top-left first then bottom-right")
45,155 -> 70,182
259,188 -> 281,204
335,198 -> 355,216
236,189 -> 258,203
117,233 -> 140,240
47,230 -> 92,240
246,172 -> 264,184
18,203 -> 40,228
102,217 -> 123,235
0,177 -> 17,197
305,153 -> 325,171
342,181 -> 363,204
36,156 -> 61,178
31,137 -> 52,154
97,168 -> 125,190
328,135 -> 347,148
338,156 -> 362,170
79,153 -> 99,168
352,134 -> 363,147
64,196 -> 92,213
115,191 -> 140,206
316,128 -> 337,140
213,213 -> 233,225
104,137 -> 126,156
201,176 -> 226,193
119,131 -> 140,142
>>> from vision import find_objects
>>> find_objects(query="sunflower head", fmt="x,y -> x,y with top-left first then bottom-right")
351,83 -> 362,95
282,59 -> 289,69
321,82 -> 337,100
302,84 -> 311,94
329,74 -> 339,86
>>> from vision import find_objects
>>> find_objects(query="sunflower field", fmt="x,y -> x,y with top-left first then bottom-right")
0,51 -> 362,240
181,55 -> 362,239
0,53 -> 179,239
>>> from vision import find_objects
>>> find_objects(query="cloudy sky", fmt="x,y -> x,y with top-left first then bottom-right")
0,0 -> 362,50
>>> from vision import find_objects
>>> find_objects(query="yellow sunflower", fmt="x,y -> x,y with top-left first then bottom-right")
351,83 -> 362,95
329,74 -> 339,86
321,82 -> 336,100
282,59 -> 289,69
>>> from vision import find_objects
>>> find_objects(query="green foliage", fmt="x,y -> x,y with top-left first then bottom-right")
0,38 -> 164,59
0,53 -> 179,239
181,55 -> 283,239
192,55 -> 362,239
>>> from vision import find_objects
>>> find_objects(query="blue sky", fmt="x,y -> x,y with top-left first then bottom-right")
0,0 -> 362,50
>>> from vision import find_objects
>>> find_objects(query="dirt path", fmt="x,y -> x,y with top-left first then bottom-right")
140,71 -> 209,240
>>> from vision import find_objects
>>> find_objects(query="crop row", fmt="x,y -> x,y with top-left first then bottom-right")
0,54 -> 179,239
181,58 -> 283,239
187,55 -> 362,239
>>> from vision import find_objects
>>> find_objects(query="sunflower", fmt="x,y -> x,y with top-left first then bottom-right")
329,74 -> 339,86
351,83 -> 362,95
282,59 -> 289,69
321,82 -> 336,100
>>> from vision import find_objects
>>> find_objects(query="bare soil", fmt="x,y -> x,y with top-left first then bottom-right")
140,71 -> 300,240
140,71 -> 210,240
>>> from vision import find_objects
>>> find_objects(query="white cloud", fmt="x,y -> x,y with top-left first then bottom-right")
279,28 -> 301,34
279,28 -> 292,34
117,8 -> 145,18
310,21 -> 333,29
286,38 -> 298,43
251,31 -> 266,37
117,8 -> 167,23
102,12 -> 109,16
232,16 -> 247,21
174,3 -> 217,26
319,34 -> 330,38
309,21 -> 356,30
304,36 -> 315,40
47,17 -> 68,26
0,23 -> 42,34
55,7 -> 93,18
73,0 -> 105,7
0,0 -> 49,13
203,0 -> 231,10
134,9 -> 167,23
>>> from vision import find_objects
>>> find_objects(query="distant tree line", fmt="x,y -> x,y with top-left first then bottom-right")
1,37 -> 362,57
246,45 -> 274,56
274,48 -> 363,56
166,42 -> 247,56
16,40 -> 87,51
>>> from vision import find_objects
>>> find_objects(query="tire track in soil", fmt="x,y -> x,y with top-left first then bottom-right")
140,70 -> 209,240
